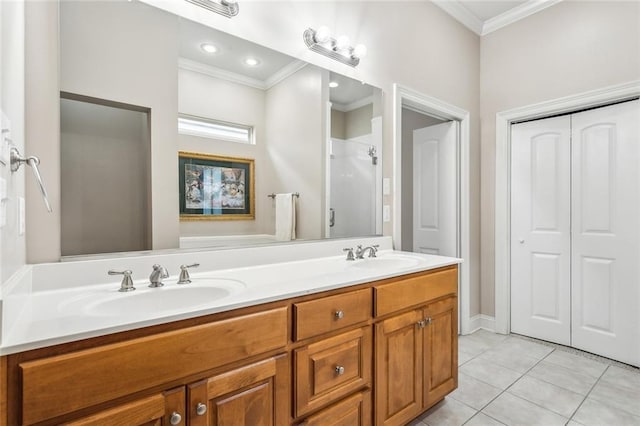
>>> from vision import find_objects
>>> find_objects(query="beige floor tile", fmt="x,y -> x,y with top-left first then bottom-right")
543,350 -> 608,378
482,392 -> 568,426
589,378 -> 640,416
467,330 -> 509,347
449,372 -> 502,410
478,348 -> 540,373
508,375 -> 585,418
490,336 -> 554,360
572,397 -> 640,426
419,398 -> 477,426
464,412 -> 505,426
527,360 -> 598,395
459,349 -> 476,366
459,335 -> 493,356
459,358 -> 522,390
599,365 -> 640,393
407,418 -> 427,426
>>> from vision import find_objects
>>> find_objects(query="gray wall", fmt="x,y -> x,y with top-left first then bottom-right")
479,1 -> 640,316
60,99 -> 150,255
400,108 -> 445,252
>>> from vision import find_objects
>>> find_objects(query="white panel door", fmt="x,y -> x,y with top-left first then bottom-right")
412,121 -> 457,256
571,100 -> 639,366
511,116 -> 571,345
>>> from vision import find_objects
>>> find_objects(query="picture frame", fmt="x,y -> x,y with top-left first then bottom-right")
179,151 -> 255,221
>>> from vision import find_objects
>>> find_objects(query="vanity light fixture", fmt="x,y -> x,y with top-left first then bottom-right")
185,0 -> 239,18
200,43 -> 218,54
303,27 -> 367,67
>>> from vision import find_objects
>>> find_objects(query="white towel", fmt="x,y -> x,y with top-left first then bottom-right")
275,193 -> 296,241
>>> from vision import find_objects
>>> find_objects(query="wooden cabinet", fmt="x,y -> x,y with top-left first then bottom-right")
2,265 -> 458,426
299,390 -> 371,426
63,388 -> 185,426
187,355 -> 288,426
374,267 -> 458,426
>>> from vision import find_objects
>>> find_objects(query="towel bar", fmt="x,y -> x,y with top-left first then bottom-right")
268,193 -> 300,198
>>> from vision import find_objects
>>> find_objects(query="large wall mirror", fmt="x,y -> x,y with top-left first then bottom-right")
58,0 -> 383,257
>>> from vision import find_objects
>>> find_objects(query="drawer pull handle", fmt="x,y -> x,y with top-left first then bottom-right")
196,402 -> 207,416
335,365 -> 345,375
335,310 -> 345,319
170,412 -> 182,425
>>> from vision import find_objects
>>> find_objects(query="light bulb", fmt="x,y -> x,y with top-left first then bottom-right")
329,81 -> 339,88
335,35 -> 350,51
201,43 -> 218,54
352,44 -> 367,59
314,26 -> 331,44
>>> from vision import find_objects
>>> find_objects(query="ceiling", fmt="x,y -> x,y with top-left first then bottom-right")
433,0 -> 562,36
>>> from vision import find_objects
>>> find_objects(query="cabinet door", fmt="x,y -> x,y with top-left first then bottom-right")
301,390 -> 371,426
187,354 -> 288,426
423,296 -> 458,408
374,310 -> 423,426
63,387 -> 185,426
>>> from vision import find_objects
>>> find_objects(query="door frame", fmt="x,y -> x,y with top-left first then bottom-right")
494,80 -> 640,334
392,83 -> 471,335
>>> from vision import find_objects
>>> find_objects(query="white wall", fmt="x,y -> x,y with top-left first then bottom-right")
178,68 -> 270,237
480,1 -> 640,316
265,65 -> 325,240
1,0 -> 26,283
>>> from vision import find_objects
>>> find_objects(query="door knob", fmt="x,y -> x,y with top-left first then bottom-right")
196,402 -> 207,416
170,412 -> 182,425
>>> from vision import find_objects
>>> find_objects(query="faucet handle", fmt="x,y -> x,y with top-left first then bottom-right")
369,244 -> 380,258
343,248 -> 355,261
177,263 -> 200,284
109,269 -> 135,292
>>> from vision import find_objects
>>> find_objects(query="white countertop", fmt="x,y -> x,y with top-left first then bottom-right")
0,246 -> 461,355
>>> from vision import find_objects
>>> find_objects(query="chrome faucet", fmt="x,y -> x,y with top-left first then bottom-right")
109,269 -> 135,292
355,244 -> 379,259
149,264 -> 169,288
177,263 -> 200,284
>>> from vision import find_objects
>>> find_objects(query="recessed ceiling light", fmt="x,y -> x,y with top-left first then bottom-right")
200,43 -> 218,54
329,81 -> 339,88
244,57 -> 260,67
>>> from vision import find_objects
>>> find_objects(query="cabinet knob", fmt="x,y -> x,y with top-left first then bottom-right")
335,365 -> 345,375
425,317 -> 432,325
196,402 -> 207,416
417,320 -> 426,329
170,411 -> 182,425
334,310 -> 344,319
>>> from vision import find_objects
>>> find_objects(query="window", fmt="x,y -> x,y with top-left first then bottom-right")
178,114 -> 254,144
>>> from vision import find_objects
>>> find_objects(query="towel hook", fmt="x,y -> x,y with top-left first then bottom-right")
10,146 -> 53,212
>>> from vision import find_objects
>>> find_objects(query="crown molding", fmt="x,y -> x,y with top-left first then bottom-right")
332,95 -> 374,113
178,57 -> 306,91
432,0 -> 484,36
482,0 -> 562,35
264,60 -> 307,90
433,0 -> 562,37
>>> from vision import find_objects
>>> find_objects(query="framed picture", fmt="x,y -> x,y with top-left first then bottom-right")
179,151 -> 255,221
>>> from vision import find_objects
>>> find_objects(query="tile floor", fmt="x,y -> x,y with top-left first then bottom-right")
409,330 -> 640,426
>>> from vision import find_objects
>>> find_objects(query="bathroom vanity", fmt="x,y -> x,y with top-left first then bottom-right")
0,243 -> 460,426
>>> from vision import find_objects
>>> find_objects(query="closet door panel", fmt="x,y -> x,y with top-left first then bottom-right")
510,116 -> 571,345
571,100 -> 640,366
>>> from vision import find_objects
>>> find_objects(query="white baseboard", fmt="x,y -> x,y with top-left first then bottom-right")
466,314 -> 497,334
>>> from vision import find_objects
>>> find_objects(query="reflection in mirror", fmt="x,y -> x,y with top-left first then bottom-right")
59,0 -> 382,257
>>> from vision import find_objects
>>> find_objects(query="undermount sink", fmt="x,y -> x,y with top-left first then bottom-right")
349,255 -> 421,270
65,278 -> 246,317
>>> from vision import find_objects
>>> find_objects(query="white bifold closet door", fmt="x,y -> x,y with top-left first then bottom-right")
511,100 -> 639,366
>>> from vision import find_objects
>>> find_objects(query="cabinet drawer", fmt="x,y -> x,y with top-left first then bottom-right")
20,307 -> 287,425
294,327 -> 371,417
294,288 -> 371,341
299,390 -> 371,426
374,267 -> 457,317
